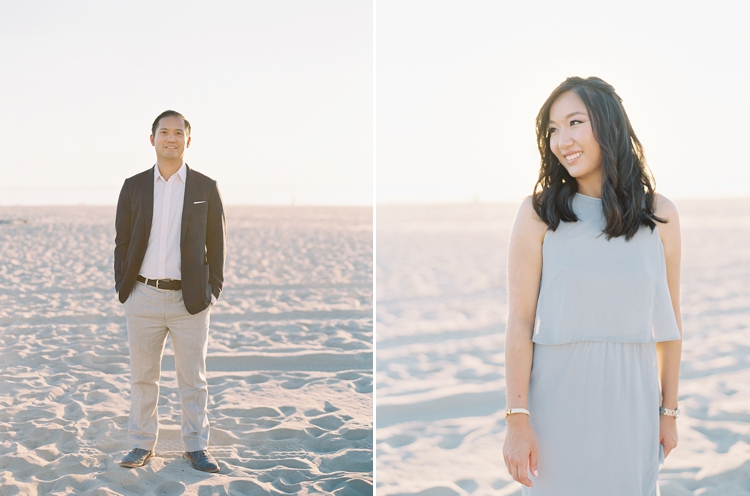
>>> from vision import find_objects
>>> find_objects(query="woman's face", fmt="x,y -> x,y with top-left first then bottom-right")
548,90 -> 602,187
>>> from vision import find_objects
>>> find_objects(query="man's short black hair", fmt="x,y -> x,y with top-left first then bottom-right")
151,110 -> 191,136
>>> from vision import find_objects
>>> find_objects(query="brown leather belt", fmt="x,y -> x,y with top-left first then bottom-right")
137,275 -> 182,290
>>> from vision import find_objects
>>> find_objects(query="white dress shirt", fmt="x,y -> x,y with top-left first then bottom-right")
140,163 -> 186,280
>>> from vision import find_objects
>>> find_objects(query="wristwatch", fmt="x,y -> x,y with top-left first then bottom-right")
659,406 -> 679,418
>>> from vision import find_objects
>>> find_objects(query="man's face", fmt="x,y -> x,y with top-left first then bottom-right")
150,115 -> 190,162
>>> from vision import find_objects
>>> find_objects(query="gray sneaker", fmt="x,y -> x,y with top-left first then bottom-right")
184,450 -> 220,473
120,448 -> 154,468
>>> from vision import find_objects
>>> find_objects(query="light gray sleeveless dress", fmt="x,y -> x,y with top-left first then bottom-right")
522,194 -> 681,496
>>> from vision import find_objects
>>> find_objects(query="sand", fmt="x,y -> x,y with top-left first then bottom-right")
376,199 -> 750,496
0,205 -> 373,495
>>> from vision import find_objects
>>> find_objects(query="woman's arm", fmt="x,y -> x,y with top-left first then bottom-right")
655,194 -> 683,458
503,197 -> 547,487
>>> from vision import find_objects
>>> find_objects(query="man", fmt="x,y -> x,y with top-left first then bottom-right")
114,110 -> 225,473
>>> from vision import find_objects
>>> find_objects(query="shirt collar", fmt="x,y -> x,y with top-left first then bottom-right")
153,163 -> 187,184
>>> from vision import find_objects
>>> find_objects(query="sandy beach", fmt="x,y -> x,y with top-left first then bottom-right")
0,205 -> 373,495
376,199 -> 750,496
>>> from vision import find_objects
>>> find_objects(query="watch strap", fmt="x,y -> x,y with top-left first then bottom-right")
659,406 -> 679,418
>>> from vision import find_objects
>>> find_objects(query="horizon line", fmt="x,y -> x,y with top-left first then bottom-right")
0,203 -> 374,208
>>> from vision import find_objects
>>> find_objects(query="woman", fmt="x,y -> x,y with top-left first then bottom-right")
502,76 -> 683,495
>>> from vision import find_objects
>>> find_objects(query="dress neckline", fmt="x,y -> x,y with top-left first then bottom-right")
575,192 -> 602,201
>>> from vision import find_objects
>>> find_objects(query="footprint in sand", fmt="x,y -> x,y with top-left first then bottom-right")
281,376 -> 315,390
335,371 -> 361,380
55,430 -> 81,453
245,407 -> 282,418
692,425 -> 745,454
455,478 -> 479,494
13,409 -> 57,423
245,373 -> 271,384
305,426 -> 327,438
269,473 -> 303,494
353,376 -> 372,394
34,448 -> 58,463
308,414 -> 345,431
83,390 -> 111,405
260,428 -> 306,441
341,428 -> 371,441
154,481 -> 186,496
319,449 -> 372,474
339,478 -> 374,496
227,480 -> 267,495
279,406 -> 297,416
216,407 -> 281,419
382,433 -> 416,448
436,433 -> 465,450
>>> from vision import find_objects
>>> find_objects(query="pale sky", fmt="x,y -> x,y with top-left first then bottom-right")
377,0 -> 750,204
0,0 -> 372,206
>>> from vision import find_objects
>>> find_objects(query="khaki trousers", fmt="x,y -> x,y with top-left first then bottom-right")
123,281 -> 211,452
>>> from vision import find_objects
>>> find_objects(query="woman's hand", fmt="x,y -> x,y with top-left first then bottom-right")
660,415 -> 678,458
503,415 -> 538,487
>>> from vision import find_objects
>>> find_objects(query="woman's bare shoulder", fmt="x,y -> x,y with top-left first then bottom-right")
512,197 -> 548,241
654,193 -> 680,223
654,193 -> 681,244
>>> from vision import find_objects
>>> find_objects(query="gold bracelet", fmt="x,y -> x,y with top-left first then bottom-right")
505,408 -> 530,419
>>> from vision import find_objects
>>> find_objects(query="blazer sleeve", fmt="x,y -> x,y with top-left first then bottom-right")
206,180 -> 226,300
114,179 -> 131,291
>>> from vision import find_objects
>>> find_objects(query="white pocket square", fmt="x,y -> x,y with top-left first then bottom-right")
194,200 -> 206,204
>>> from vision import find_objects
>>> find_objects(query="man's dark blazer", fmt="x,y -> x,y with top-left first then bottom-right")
114,165 -> 226,315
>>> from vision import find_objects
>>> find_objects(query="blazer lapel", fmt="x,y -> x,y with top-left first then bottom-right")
181,164 -> 198,246
143,166 -> 155,239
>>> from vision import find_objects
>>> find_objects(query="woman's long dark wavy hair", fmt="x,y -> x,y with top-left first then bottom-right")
532,76 -> 665,240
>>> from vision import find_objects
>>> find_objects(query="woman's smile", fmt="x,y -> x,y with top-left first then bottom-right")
563,151 -> 582,164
